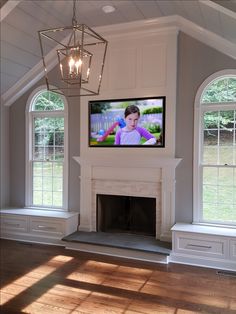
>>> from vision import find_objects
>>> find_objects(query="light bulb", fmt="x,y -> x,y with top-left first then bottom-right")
69,57 -> 75,74
60,63 -> 63,76
87,68 -> 90,77
75,59 -> 82,75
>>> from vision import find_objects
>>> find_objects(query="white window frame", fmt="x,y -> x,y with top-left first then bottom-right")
25,86 -> 69,211
193,69 -> 236,226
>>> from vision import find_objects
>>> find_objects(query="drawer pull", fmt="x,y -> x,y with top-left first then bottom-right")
186,244 -> 212,249
5,223 -> 20,227
37,225 -> 56,231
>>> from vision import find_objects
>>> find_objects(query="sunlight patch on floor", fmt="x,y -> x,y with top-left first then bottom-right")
0,255 -> 74,306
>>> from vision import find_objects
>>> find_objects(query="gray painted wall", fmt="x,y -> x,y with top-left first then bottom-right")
6,32 -> 236,220
67,97 -> 80,211
175,32 -> 236,223
9,94 -> 26,207
0,104 -> 10,207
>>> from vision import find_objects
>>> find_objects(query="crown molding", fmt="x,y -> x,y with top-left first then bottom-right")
2,15 -> 236,107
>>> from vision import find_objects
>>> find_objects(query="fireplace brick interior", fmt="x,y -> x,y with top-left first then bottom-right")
97,194 -> 156,236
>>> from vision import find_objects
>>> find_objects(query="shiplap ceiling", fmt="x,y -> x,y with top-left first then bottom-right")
1,0 -> 236,106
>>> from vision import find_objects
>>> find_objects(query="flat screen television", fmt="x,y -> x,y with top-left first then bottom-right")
89,96 -> 165,147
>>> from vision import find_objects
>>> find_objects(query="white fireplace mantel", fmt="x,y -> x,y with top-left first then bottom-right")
73,156 -> 181,242
73,156 -> 181,169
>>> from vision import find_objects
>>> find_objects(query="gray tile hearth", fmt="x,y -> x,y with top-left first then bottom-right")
62,231 -> 171,255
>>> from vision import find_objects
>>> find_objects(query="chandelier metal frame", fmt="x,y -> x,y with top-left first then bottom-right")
38,0 -> 108,97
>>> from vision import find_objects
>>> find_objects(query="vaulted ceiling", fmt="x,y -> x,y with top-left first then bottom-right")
1,0 -> 236,106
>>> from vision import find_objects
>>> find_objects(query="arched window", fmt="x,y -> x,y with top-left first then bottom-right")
194,70 -> 236,226
26,87 -> 68,210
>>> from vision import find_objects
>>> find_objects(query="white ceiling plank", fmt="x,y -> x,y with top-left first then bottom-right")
88,0 -> 116,10
156,0 -> 178,16
3,6 -> 52,41
104,0 -> 144,22
199,1 -> 223,38
219,13 -> 236,43
176,0 -> 206,28
81,0 -> 126,26
1,0 -> 236,103
33,0 -> 74,27
89,0 -> 134,25
133,1 -> 163,19
18,0 -> 69,29
0,0 -> 21,22
1,40 -> 40,67
117,4 -> 144,22
0,72 -> 18,95
171,0 -> 191,20
1,57 -> 30,78
1,22 -> 47,56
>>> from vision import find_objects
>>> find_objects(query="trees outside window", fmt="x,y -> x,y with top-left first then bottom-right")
194,71 -> 236,226
26,88 -> 68,210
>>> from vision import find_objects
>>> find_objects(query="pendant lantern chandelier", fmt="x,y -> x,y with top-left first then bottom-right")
38,0 -> 108,97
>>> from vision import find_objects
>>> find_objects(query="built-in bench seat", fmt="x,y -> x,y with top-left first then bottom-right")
0,208 -> 79,245
170,223 -> 236,271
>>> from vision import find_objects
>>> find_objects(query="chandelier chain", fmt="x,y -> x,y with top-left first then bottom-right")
72,0 -> 77,26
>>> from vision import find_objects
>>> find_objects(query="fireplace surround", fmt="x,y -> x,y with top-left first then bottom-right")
74,156 -> 181,242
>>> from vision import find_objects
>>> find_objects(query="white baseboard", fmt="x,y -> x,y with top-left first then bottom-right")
0,233 -> 65,246
170,252 -> 236,272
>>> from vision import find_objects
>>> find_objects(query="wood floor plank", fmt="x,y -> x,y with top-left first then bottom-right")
126,298 -> 176,313
85,291 -> 131,309
148,271 -> 236,299
1,239 -> 236,314
141,283 -> 230,309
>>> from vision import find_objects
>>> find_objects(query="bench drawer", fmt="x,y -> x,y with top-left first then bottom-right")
29,218 -> 64,237
229,240 -> 236,261
1,215 -> 28,233
175,233 -> 227,259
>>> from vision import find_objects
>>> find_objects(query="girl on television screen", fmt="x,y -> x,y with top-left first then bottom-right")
115,105 -> 157,145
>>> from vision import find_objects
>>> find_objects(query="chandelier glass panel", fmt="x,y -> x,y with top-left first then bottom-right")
38,0 -> 108,97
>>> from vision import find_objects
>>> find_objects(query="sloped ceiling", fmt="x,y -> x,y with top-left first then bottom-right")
1,0 -> 236,106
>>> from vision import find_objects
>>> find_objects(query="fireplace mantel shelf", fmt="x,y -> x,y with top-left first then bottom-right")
73,156 -> 182,169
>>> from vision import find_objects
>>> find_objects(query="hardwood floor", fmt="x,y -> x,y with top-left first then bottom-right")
0,239 -> 236,314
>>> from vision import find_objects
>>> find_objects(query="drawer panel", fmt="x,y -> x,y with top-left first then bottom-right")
29,218 -> 63,237
176,234 -> 226,259
229,240 -> 236,261
1,215 -> 28,233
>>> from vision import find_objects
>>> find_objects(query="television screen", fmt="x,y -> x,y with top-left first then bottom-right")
89,96 -> 165,147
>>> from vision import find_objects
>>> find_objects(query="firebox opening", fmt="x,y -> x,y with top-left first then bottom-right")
97,194 -> 156,236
